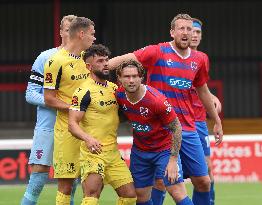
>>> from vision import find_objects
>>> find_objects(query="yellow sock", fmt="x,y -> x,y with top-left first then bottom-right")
81,197 -> 99,205
116,197 -> 137,205
56,191 -> 71,205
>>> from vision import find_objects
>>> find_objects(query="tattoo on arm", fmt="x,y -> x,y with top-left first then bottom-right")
167,117 -> 182,157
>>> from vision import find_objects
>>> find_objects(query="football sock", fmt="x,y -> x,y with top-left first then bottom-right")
117,197 -> 137,205
21,172 -> 48,205
176,196 -> 194,205
81,197 -> 98,205
70,178 -> 79,205
56,191 -> 71,205
192,189 -> 210,205
151,187 -> 166,205
210,181 -> 215,205
136,199 -> 153,205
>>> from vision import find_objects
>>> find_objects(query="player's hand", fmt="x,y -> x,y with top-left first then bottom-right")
85,137 -> 102,154
213,121 -> 223,146
165,156 -> 178,184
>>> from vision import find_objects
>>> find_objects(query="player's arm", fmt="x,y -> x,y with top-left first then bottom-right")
167,117 -> 182,159
109,53 -> 138,70
44,89 -> 70,111
68,110 -> 102,154
165,117 -> 182,183
25,54 -> 46,106
196,83 -> 223,145
212,94 -> 222,114
26,72 -> 45,106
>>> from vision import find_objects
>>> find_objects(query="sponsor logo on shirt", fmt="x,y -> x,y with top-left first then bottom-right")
45,73 -> 53,83
168,77 -> 192,89
132,122 -> 152,132
71,73 -> 89,80
100,100 -> 117,106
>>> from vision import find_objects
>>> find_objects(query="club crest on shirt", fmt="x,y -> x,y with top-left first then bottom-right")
36,149 -> 43,159
72,96 -> 79,106
45,73 -> 53,83
191,61 -> 198,71
140,107 -> 149,117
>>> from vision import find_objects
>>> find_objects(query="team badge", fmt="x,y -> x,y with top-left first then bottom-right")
140,107 -> 149,117
72,96 -> 79,106
45,73 -> 53,83
191,61 -> 198,71
36,149 -> 43,159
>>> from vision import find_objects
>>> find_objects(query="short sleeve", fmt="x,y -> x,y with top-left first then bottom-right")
43,57 -> 62,90
70,87 -> 91,112
133,45 -> 159,69
193,54 -> 209,87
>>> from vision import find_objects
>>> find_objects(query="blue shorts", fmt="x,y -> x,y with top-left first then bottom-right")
196,121 -> 211,156
29,129 -> 54,166
180,131 -> 208,177
130,146 -> 184,188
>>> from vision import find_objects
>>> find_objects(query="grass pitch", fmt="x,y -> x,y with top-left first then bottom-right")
1,182 -> 262,205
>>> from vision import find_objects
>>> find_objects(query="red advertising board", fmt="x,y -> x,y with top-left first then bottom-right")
1,135 -> 262,184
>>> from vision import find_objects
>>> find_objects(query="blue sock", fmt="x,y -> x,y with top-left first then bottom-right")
192,189 -> 210,205
210,181 -> 215,205
151,187 -> 166,205
21,172 -> 48,205
177,196 -> 194,205
70,178 -> 79,205
137,199 -> 153,205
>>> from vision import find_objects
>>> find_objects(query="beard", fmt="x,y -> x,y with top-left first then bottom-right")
175,38 -> 190,50
93,70 -> 109,80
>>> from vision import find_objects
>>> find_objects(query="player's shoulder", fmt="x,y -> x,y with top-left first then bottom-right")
39,47 -> 58,57
107,81 -> 118,91
146,85 -> 165,100
115,86 -> 125,99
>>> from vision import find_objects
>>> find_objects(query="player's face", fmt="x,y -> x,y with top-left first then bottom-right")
119,66 -> 142,93
190,27 -> 202,49
83,25 -> 96,50
89,55 -> 109,80
170,19 -> 193,50
60,20 -> 71,45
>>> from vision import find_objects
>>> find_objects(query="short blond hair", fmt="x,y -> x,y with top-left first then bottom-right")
69,17 -> 95,38
60,15 -> 77,30
170,13 -> 192,29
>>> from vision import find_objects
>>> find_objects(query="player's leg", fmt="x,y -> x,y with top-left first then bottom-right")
70,178 -> 80,205
21,129 -> 53,205
54,130 -> 81,205
180,131 -> 210,205
81,174 -> 103,205
151,179 -> 166,205
104,149 -> 136,205
196,121 -> 215,205
162,154 -> 194,205
80,146 -> 107,205
129,147 -> 158,204
206,156 -> 215,205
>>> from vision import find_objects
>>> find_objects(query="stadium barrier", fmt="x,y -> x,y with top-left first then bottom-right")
0,135 -> 262,184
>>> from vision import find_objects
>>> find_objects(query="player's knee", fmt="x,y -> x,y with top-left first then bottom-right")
117,197 -> 137,205
191,176 -> 211,192
154,179 -> 166,191
83,183 -> 103,198
166,183 -> 187,203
